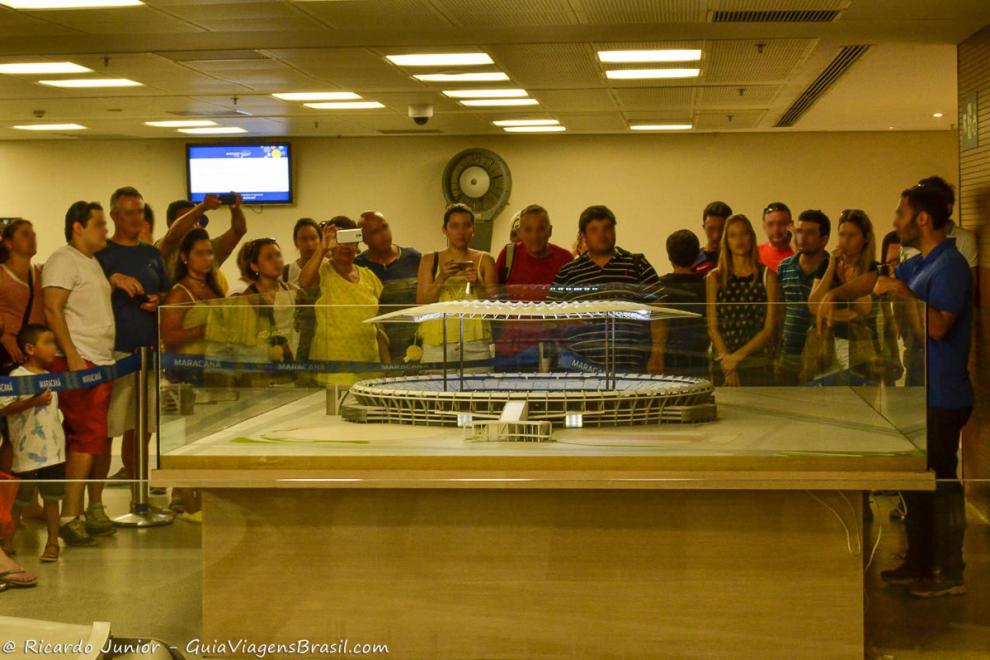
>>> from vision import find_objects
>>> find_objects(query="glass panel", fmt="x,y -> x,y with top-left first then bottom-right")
156,294 -> 927,478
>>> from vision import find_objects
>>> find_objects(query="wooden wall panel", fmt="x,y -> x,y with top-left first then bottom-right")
958,26 -> 990,519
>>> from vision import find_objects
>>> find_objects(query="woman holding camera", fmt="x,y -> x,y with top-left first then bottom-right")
415,204 -> 497,367
299,216 -> 388,385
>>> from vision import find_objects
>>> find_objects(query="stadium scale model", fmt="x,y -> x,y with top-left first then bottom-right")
339,300 -> 717,442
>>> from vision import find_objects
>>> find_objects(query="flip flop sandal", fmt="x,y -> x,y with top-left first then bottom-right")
40,543 -> 60,563
0,568 -> 38,588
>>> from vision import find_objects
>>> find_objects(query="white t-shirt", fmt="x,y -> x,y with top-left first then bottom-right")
0,367 -> 65,473
900,221 -> 978,267
42,244 -> 115,365
285,260 -> 303,287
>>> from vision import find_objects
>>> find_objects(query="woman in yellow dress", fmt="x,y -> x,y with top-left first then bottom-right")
298,216 -> 388,385
415,203 -> 498,367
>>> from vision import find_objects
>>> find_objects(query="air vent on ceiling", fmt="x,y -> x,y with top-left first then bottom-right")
378,129 -> 444,135
775,44 -> 870,127
712,9 -> 841,23
168,109 -> 252,117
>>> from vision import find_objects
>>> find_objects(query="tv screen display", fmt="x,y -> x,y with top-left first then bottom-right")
186,143 -> 292,204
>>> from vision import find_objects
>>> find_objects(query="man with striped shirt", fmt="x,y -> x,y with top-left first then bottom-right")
549,205 -> 664,373
775,209 -> 831,385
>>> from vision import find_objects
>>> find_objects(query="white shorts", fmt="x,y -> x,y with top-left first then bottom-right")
107,350 -> 158,438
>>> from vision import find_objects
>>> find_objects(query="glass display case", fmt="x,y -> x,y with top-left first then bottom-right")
6,293 -> 981,660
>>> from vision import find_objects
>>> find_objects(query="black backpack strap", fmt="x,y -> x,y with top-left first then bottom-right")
503,243 -> 516,283
22,267 -> 34,329
431,252 -> 439,282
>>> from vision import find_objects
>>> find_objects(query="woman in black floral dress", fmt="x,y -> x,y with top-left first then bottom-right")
706,214 -> 780,386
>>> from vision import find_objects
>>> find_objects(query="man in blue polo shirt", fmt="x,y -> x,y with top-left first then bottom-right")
775,209 -> 831,385
874,183 -> 973,598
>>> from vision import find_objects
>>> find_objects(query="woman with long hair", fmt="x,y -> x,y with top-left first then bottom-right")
416,204 -> 497,367
285,218 -> 321,362
0,220 -> 46,370
0,219 -> 48,532
706,214 -> 779,386
160,228 -> 225,521
809,209 -> 880,381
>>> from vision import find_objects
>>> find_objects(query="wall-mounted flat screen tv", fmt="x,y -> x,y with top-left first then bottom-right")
186,143 -> 292,204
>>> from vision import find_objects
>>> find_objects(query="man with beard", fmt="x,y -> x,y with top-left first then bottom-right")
774,209 -> 831,385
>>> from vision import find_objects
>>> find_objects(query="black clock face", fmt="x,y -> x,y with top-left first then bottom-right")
442,148 -> 512,221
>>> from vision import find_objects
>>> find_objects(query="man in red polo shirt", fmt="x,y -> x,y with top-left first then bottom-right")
759,201 -> 796,272
494,204 -> 573,370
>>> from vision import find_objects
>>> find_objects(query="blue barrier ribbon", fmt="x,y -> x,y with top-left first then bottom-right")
160,353 -> 495,375
0,353 -> 142,397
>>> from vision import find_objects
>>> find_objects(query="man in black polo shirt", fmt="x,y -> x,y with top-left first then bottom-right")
549,205 -> 663,373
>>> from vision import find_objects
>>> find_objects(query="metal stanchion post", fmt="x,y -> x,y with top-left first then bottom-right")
114,347 -> 175,527
442,313 -> 448,392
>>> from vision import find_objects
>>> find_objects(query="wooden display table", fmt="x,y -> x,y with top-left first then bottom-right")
154,387 -> 931,659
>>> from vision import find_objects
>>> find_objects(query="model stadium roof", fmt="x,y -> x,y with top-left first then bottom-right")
364,299 -> 699,323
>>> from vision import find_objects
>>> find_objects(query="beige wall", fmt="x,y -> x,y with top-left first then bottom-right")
0,131 -> 957,282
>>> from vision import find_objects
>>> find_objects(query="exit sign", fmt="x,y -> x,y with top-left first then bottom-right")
961,93 -> 979,151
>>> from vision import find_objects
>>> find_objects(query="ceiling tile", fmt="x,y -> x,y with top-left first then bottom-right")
488,44 -> 601,88
704,39 -> 817,83
612,87 -> 696,110
696,84 -> 780,107
571,0 -> 708,24
428,0 -> 578,27
291,0 -> 453,29
693,110 -> 767,130
532,89 -> 617,111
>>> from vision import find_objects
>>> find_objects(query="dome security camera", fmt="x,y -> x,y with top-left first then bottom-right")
408,104 -> 434,126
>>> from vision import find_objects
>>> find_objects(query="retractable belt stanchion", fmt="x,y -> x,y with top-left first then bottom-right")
114,346 -> 174,527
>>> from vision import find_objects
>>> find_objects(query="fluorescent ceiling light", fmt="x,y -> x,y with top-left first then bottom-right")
605,68 -> 701,80
933,112 -> 944,118
145,120 -> 217,128
492,119 -> 559,127
13,123 -> 86,131
0,0 -> 141,7
629,123 -> 693,131
503,126 -> 566,133
178,126 -> 247,135
415,72 -> 508,83
39,78 -> 142,88
303,101 -> 385,110
460,98 -> 539,107
598,49 -> 702,63
272,92 -> 361,101
443,88 -> 526,99
386,53 -> 493,67
0,0 -> 144,9
0,61 -> 92,75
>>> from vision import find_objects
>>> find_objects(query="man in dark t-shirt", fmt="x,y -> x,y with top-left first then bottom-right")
659,230 -> 710,379
692,201 -> 732,275
97,186 -> 168,491
355,211 -> 421,363
494,204 -> 572,370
